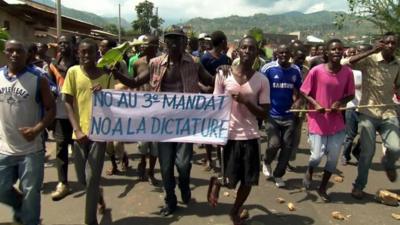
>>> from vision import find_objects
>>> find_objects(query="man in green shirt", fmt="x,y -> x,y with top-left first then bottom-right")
128,53 -> 140,77
128,35 -> 150,77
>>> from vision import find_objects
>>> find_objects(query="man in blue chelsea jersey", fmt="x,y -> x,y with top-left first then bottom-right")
260,44 -> 302,188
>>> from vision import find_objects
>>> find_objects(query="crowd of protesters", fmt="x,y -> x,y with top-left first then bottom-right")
0,25 -> 399,225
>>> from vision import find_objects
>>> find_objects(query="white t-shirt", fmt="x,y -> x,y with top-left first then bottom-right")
347,70 -> 362,108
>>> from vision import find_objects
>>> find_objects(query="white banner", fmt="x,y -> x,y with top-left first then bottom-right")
89,90 -> 232,144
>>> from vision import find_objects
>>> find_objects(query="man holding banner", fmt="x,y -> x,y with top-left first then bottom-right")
112,26 -> 215,216
212,36 -> 270,225
132,35 -> 160,184
62,39 -> 111,225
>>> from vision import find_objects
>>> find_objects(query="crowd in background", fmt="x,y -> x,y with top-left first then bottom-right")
0,26 -> 399,225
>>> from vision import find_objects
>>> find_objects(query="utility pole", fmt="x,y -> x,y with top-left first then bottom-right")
56,0 -> 62,39
154,7 -> 158,36
155,7 -> 158,26
118,3 -> 121,43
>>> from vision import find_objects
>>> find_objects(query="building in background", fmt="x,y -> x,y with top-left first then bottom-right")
0,0 -> 117,64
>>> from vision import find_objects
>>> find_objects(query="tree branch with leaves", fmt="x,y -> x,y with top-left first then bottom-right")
338,0 -> 400,33
131,0 -> 164,35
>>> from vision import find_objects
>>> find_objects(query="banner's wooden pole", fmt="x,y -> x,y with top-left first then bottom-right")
289,104 -> 399,113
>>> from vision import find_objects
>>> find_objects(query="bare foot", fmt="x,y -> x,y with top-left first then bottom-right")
137,162 -> 146,181
148,175 -> 158,186
120,154 -> 129,172
207,176 -> 221,207
98,188 -> 106,215
105,166 -> 119,176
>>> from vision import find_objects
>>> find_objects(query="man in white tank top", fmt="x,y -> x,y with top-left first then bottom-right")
0,40 -> 56,225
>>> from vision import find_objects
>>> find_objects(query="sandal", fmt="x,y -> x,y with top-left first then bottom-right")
207,176 -> 221,207
229,211 -> 245,225
239,209 -> 249,220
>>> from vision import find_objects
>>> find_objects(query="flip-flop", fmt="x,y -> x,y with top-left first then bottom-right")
207,176 -> 221,207
239,209 -> 250,220
229,212 -> 245,225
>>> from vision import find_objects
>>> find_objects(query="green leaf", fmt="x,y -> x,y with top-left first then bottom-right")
0,28 -> 9,40
97,41 -> 130,68
0,28 -> 9,52
97,40 -> 149,68
263,47 -> 273,59
248,27 -> 264,43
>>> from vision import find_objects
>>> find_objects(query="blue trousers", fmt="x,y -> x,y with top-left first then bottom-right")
157,142 -> 193,207
354,115 -> 400,190
0,151 -> 44,225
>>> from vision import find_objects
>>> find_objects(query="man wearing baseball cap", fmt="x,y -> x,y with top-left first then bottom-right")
193,32 -> 211,57
112,25 -> 215,216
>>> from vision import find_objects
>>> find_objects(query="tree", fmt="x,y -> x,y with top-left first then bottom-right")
104,24 -> 119,35
340,0 -> 400,33
103,24 -> 126,36
131,0 -> 164,35
0,28 -> 9,52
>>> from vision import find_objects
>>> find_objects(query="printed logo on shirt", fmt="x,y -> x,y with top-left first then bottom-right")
0,93 -> 25,106
272,83 -> 294,89
292,75 -> 297,83
0,87 -> 29,106
273,74 -> 279,79
6,96 -> 17,105
0,86 -> 29,99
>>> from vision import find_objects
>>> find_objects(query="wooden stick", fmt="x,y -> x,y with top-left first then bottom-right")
288,104 -> 399,113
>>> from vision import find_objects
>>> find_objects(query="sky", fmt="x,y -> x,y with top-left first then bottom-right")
60,0 -> 349,23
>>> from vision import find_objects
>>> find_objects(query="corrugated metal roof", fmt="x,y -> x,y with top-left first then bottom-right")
2,0 -> 101,29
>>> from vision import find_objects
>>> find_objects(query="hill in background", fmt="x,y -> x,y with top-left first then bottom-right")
31,1 -> 377,42
182,11 -> 377,42
33,0 -> 131,29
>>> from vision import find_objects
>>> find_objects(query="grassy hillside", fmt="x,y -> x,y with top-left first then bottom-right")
182,11 -> 377,41
30,1 -> 377,41
33,0 -> 131,29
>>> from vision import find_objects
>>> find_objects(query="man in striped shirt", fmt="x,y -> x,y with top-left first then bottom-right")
112,26 -> 215,216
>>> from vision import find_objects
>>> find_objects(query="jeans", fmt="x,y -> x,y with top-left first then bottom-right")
54,119 -> 73,184
342,109 -> 359,161
74,141 -> 106,225
0,151 -> 44,225
264,117 -> 295,178
157,142 -> 193,207
308,131 -> 346,173
291,114 -> 305,161
354,115 -> 400,190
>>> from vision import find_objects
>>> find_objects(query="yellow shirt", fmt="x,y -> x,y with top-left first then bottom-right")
351,53 -> 400,119
61,65 -> 115,139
